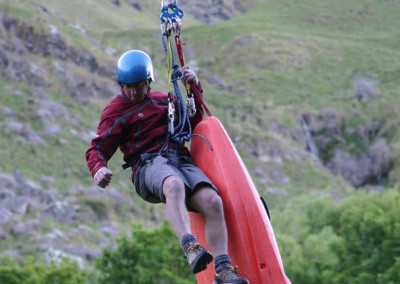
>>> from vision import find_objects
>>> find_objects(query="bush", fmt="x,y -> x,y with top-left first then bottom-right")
95,220 -> 195,284
0,255 -> 87,284
276,188 -> 400,284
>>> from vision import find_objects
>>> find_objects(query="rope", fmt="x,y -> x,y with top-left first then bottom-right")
174,34 -> 212,117
161,30 -> 191,144
160,1 -> 212,147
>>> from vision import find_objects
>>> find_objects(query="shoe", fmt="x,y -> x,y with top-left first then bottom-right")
186,242 -> 213,274
213,266 -> 249,284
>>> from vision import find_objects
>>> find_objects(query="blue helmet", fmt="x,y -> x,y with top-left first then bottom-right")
116,50 -> 154,84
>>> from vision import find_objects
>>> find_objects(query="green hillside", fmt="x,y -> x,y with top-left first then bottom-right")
0,0 -> 400,283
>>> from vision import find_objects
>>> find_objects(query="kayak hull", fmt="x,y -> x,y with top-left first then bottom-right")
189,116 -> 290,284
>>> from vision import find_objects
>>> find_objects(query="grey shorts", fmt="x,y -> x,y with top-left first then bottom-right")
133,149 -> 217,204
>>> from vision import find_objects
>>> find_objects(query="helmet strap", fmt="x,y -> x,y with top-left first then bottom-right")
146,79 -> 151,93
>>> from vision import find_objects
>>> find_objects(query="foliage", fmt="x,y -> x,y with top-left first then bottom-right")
2,189 -> 398,284
331,189 -> 400,283
95,220 -> 195,284
93,187 -> 399,284
276,188 -> 400,284
0,255 -> 87,284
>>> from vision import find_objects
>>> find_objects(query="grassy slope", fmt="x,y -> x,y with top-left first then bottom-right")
1,0 -> 400,200
186,0 -> 400,110
180,0 -> 400,197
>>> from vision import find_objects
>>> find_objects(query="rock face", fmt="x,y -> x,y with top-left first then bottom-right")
0,170 -> 137,267
326,140 -> 390,187
179,0 -> 261,24
0,11 -> 143,265
302,108 -> 392,188
0,11 -> 115,106
2,13 -> 106,74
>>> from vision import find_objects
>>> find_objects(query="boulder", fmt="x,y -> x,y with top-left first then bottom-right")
9,219 -> 41,236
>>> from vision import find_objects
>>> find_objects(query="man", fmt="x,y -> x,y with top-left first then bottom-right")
85,50 -> 248,284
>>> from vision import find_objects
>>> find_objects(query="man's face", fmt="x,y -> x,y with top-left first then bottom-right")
122,80 -> 148,103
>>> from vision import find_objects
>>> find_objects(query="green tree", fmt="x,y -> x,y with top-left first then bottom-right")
276,188 -> 400,284
330,189 -> 400,284
96,220 -> 195,284
0,255 -> 87,284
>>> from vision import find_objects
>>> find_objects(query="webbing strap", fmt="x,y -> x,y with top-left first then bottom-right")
167,36 -> 173,94
174,34 -> 212,117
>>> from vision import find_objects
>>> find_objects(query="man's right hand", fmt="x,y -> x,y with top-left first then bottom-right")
94,167 -> 113,188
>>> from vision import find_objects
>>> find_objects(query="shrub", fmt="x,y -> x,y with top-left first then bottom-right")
96,220 -> 195,284
0,255 -> 87,284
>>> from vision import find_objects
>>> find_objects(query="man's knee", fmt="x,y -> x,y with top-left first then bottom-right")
195,189 -> 223,215
163,176 -> 185,199
208,193 -> 224,213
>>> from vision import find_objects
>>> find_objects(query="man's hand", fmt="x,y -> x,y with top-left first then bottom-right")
94,167 -> 113,188
181,65 -> 198,86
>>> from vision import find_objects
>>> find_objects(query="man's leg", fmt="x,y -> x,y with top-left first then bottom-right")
162,175 -> 213,274
162,175 -> 191,238
188,187 -> 249,283
187,186 -> 228,257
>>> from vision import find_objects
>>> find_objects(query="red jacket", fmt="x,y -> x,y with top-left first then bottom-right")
85,84 -> 204,178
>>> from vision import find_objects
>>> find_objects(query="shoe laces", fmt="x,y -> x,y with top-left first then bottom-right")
188,242 -> 202,252
186,242 -> 202,260
216,265 -> 241,280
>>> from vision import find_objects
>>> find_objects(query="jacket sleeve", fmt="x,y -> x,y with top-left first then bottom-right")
85,108 -> 122,177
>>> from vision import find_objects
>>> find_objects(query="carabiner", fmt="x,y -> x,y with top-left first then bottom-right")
161,0 -> 177,7
168,94 -> 175,134
173,17 -> 182,35
186,95 -> 196,117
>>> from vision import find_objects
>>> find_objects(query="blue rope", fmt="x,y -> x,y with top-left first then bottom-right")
161,33 -> 192,144
160,3 -> 212,150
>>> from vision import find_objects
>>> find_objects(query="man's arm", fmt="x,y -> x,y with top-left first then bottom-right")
85,108 -> 120,188
181,65 -> 205,126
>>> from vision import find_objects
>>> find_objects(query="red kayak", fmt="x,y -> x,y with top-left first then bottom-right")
190,116 -> 291,284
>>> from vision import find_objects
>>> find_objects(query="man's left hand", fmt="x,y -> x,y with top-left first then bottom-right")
181,65 -> 198,86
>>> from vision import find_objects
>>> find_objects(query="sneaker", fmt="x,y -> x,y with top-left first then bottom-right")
213,266 -> 249,284
186,242 -> 213,274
